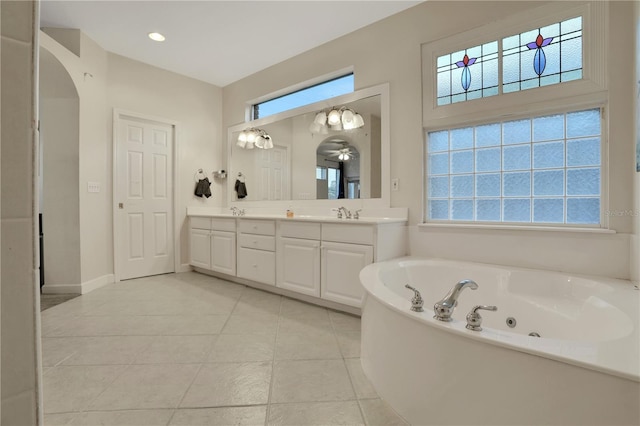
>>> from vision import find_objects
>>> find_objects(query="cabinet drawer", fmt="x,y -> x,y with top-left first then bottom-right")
238,233 -> 275,251
212,217 -> 236,232
280,221 -> 321,240
238,219 -> 275,236
237,247 -> 275,285
190,216 -> 211,230
322,224 -> 374,245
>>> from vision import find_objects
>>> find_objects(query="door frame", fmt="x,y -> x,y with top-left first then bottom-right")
112,109 -> 180,282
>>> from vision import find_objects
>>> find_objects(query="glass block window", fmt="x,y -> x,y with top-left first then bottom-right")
503,17 -> 582,93
426,108 -> 601,225
436,42 -> 499,105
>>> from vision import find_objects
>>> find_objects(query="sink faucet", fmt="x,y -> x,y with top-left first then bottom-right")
433,279 -> 478,322
230,207 -> 245,216
337,206 -> 351,219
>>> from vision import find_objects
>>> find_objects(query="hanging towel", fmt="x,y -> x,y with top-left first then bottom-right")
235,179 -> 247,199
194,178 -> 212,198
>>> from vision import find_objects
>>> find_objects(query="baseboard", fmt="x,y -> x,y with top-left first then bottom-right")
41,274 -> 115,295
177,263 -> 192,273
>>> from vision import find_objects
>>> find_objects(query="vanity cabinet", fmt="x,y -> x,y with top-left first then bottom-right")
189,213 -> 406,313
277,222 -> 321,297
237,219 -> 276,285
189,217 -> 236,275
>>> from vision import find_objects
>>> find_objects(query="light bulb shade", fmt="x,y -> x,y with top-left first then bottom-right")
327,109 -> 341,126
245,141 -> 255,149
236,138 -> 247,148
330,123 -> 342,131
246,130 -> 256,143
263,135 -> 274,149
254,135 -> 265,148
342,109 -> 355,128
313,112 -> 327,126
309,122 -> 322,133
238,131 -> 248,142
354,113 -> 364,128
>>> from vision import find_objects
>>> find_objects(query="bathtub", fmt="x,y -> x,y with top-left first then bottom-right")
360,257 -> 640,426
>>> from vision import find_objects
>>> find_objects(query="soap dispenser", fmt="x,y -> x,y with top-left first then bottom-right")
286,205 -> 294,218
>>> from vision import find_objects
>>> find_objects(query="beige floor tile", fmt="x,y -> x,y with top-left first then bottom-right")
42,337 -> 80,367
89,364 -> 200,410
222,312 -> 279,334
268,401 -> 364,426
279,298 -> 329,320
180,362 -> 271,408
335,329 -> 361,358
344,359 -> 378,399
234,298 -> 282,315
207,333 -> 275,362
43,365 -> 126,413
43,412 -> 79,425
275,330 -> 341,360
154,315 -> 229,335
359,399 -> 408,425
329,311 -> 361,331
44,315 -> 163,337
170,406 -> 267,425
57,336 -> 154,365
134,335 -> 217,364
240,287 -> 282,304
68,409 -> 174,425
271,359 -> 355,403
277,317 -> 333,335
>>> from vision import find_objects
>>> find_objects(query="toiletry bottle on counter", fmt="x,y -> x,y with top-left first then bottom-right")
286,206 -> 294,218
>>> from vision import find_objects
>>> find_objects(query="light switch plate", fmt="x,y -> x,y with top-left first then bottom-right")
391,178 -> 399,191
88,182 -> 100,193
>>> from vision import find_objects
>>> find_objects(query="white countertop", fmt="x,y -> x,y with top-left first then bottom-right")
186,207 -> 408,225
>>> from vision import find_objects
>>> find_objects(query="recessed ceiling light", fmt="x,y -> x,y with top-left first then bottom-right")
148,32 -> 165,42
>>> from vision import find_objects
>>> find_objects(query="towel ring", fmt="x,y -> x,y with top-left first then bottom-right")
194,168 -> 208,182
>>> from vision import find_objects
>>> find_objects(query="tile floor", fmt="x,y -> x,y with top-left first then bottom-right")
41,272 -> 407,425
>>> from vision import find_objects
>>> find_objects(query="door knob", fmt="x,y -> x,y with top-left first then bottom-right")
118,203 -> 124,209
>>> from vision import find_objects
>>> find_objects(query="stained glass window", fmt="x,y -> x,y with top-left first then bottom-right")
436,42 -> 499,105
426,108 -> 601,225
502,17 -> 582,93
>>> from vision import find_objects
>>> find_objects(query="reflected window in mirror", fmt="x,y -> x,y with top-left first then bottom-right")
252,73 -> 354,120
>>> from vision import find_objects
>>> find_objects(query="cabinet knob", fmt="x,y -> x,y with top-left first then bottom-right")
252,264 -> 257,268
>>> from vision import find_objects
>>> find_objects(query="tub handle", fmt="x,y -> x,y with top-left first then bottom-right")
465,305 -> 497,331
404,284 -> 424,312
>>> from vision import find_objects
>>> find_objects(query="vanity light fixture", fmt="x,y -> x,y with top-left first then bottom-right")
309,107 -> 364,133
148,32 -> 166,42
237,128 -> 273,149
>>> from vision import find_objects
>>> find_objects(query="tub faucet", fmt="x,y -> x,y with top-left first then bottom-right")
433,279 -> 478,322
404,284 -> 424,312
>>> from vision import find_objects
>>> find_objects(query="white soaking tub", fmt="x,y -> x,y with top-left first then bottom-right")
360,257 -> 640,425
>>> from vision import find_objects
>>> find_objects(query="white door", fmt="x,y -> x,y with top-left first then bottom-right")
277,237 -> 320,297
256,146 -> 288,200
116,115 -> 174,280
321,241 -> 373,307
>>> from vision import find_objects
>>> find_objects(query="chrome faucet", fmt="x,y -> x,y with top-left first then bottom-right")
405,284 -> 424,312
354,209 -> 362,220
465,305 -> 497,331
433,279 -> 478,322
230,207 -> 245,216
337,206 -> 351,219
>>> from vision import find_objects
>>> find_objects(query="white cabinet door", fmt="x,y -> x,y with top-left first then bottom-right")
190,228 -> 211,269
277,237 -> 320,297
211,230 -> 236,276
237,247 -> 276,285
321,241 -> 373,307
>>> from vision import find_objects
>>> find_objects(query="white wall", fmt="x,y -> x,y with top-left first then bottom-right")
633,1 -> 640,284
1,1 -> 40,424
40,48 -> 81,289
40,30 -> 224,280
223,1 -> 636,280
107,53 -> 223,268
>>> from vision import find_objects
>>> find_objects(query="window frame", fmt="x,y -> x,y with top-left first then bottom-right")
249,71 -> 354,121
421,1 -> 610,230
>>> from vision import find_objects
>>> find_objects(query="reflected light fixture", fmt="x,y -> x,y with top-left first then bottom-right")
237,128 -> 273,149
309,106 -> 364,133
338,149 -> 351,161
148,32 -> 166,42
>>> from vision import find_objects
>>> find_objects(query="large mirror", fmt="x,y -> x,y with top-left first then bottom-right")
227,84 -> 388,204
